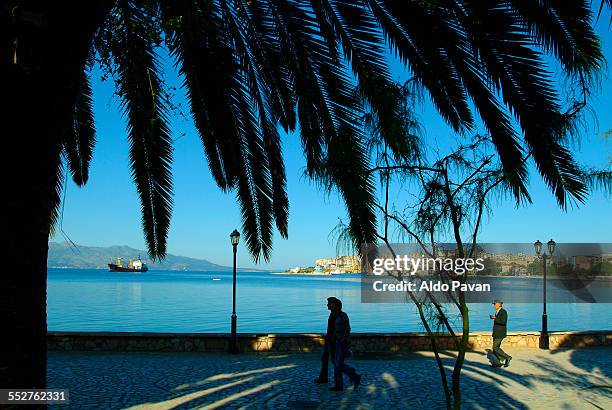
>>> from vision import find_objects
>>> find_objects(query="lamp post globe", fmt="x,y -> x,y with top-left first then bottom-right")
534,240 -> 542,257
229,229 -> 240,354
547,239 -> 556,255
231,229 -> 240,247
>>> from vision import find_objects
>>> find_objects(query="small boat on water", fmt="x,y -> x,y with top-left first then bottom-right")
212,278 -> 221,281
108,257 -> 148,272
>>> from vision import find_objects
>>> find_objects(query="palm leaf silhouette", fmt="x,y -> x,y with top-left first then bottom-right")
59,0 -> 604,260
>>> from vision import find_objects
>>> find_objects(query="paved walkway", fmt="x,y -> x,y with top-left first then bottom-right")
48,348 -> 611,409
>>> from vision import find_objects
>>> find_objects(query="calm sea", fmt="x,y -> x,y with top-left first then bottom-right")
47,268 -> 611,333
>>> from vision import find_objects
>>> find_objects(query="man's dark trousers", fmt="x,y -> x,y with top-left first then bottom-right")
318,337 -> 335,381
493,338 -> 510,363
333,341 -> 357,389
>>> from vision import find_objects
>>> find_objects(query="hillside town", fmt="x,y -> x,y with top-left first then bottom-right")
284,255 -> 361,274
282,251 -> 612,276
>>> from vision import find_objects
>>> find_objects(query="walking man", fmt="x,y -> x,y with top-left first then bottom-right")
314,297 -> 339,384
490,299 -> 512,367
329,298 -> 361,391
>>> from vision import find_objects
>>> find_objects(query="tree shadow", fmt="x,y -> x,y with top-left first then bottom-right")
47,348 -> 611,410
551,346 -> 612,380
568,348 -> 612,380
545,331 -> 612,381
456,350 -> 612,409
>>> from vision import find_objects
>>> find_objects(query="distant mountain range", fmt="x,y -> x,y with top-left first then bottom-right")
48,242 -> 250,271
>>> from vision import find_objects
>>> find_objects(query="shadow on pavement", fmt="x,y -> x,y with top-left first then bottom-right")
47,348 -> 611,410
568,348 -> 612,380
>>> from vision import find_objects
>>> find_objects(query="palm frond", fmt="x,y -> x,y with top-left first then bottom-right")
596,0 -> 612,25
112,0 -> 174,260
319,123 -> 378,249
235,0 -> 297,133
459,1 -> 587,206
533,138 -> 588,207
63,69 -> 96,186
89,0 -> 607,260
174,0 -> 276,261
509,0 -> 603,74
261,115 -> 289,238
237,92 -> 275,261
221,0 -> 290,238
382,1 -> 530,202
162,0 -> 235,190
580,168 -> 612,197
269,0 -> 382,247
367,0 -> 474,133
319,0 -> 411,160
270,0 -> 339,173
48,160 -> 65,238
415,1 -> 586,206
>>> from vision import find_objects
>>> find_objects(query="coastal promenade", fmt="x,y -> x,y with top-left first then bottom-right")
48,347 -> 611,409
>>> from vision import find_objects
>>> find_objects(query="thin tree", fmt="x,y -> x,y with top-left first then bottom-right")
356,80 -> 611,408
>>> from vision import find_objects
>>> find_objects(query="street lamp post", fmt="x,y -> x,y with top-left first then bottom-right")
534,239 -> 556,350
229,229 -> 240,354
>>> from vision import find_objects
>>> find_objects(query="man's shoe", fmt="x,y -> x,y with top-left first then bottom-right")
504,357 -> 512,367
353,374 -> 362,389
314,378 -> 328,384
329,386 -> 343,391
492,363 -> 503,368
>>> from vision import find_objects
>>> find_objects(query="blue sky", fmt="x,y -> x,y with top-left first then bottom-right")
52,16 -> 612,270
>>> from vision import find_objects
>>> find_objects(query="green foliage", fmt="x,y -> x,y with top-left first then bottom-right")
481,258 -> 502,276
592,261 -> 612,275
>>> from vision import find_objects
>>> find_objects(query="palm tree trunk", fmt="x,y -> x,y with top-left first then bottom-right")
0,1 -> 110,389
2,143 -> 55,388
2,59 -> 65,388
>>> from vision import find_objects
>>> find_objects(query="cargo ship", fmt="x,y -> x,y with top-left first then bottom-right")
108,257 -> 148,272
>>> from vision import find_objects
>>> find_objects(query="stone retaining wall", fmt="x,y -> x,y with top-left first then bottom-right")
48,331 -> 612,353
